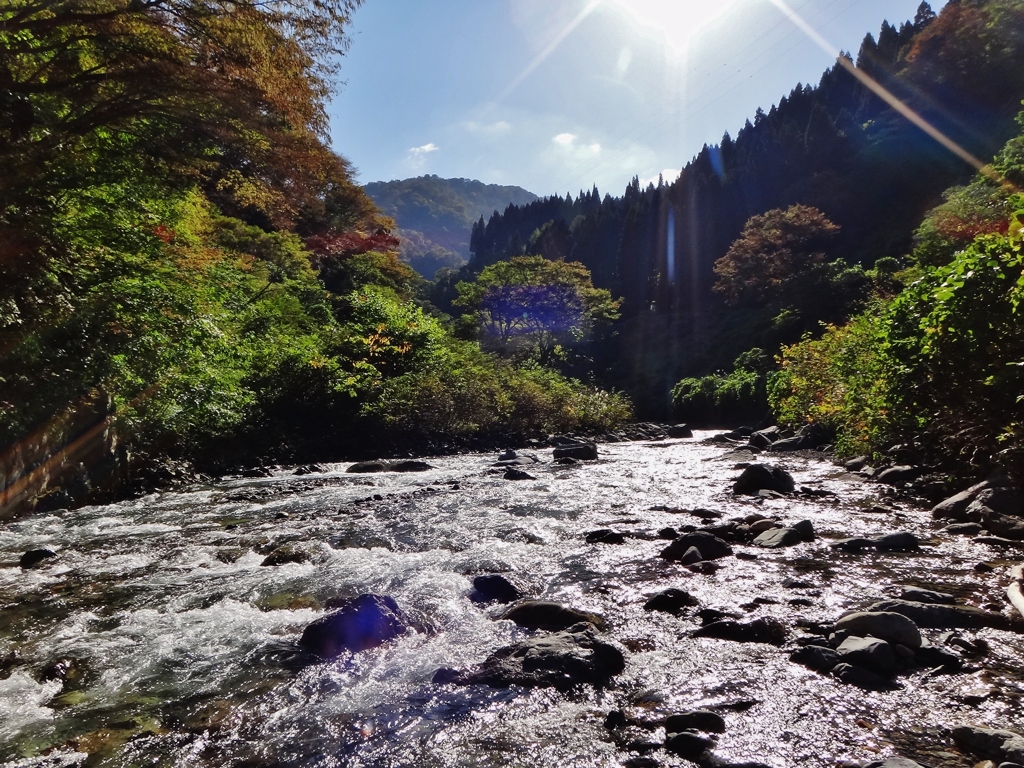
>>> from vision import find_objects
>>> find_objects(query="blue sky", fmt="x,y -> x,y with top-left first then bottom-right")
328,0 -> 945,197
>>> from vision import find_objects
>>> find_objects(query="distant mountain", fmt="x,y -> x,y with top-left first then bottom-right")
364,175 -> 538,277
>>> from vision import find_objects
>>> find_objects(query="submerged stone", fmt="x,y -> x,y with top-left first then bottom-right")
471,574 -> 522,604
299,594 -> 416,659
500,600 -> 603,631
437,622 -> 625,690
20,549 -> 57,569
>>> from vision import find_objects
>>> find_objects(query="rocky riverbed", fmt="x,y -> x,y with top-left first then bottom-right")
1,432 -> 1022,767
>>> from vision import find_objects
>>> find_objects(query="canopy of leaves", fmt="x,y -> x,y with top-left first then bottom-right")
713,205 -> 841,307
454,255 -> 620,364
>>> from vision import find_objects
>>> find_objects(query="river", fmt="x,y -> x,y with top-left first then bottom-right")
1,434 -> 1021,767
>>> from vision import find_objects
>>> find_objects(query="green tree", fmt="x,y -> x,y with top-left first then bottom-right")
454,255 -> 620,365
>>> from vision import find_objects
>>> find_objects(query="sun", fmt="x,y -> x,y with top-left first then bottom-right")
604,0 -> 746,55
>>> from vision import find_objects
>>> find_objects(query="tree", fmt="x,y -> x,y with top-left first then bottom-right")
713,205 -> 841,307
0,0 -> 365,227
453,255 -> 620,365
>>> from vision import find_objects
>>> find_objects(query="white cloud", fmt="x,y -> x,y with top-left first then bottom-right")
588,143 -> 602,155
409,142 -> 439,156
641,167 -> 682,187
553,132 -> 577,146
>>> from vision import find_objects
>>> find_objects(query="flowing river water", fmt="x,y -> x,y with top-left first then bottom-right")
1,433 -> 1022,768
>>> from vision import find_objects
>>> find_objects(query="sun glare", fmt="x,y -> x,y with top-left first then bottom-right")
607,0 -> 746,54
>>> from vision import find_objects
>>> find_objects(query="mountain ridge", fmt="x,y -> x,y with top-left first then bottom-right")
364,175 -> 538,277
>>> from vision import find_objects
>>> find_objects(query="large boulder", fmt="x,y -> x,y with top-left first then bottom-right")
868,599 -> 1010,630
437,622 -> 625,690
661,531 -> 733,561
733,464 -> 795,495
931,475 -> 1022,521
768,424 -> 829,452
553,443 -> 598,461
346,461 -> 387,474
500,600 -> 603,631
667,424 -> 693,438
299,594 -> 417,658
951,726 -> 1024,764
391,460 -> 433,472
833,611 -> 922,649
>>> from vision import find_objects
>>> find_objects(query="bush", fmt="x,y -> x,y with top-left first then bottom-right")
769,308 -> 893,458
671,349 -> 771,426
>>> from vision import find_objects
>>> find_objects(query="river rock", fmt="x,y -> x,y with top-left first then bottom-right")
876,466 -> 921,485
868,599 -> 1010,630
793,519 -> 815,541
20,549 -> 57,569
748,519 -> 778,534
769,424 -> 829,452
346,461 -> 387,473
874,532 -> 920,552
790,645 -> 841,672
836,636 -> 897,675
668,424 -> 693,438
552,443 -> 598,461
833,611 -> 922,648
952,726 -> 1024,764
500,600 -> 603,631
260,545 -> 312,566
471,575 -> 523,604
733,464 -> 795,495
586,529 -> 625,545
844,456 -> 869,471
748,427 -> 781,449
692,617 -> 786,645
503,468 -> 536,480
752,527 -> 804,548
680,546 -> 703,564
391,460 -> 433,472
898,588 -> 956,605
665,710 -> 727,733
943,522 -> 984,535
862,759 -> 928,768
665,730 -> 715,759
831,662 -> 894,690
496,455 -> 539,467
644,588 -> 698,615
299,594 -> 416,658
832,533 -> 919,553
982,513 -> 1024,540
661,531 -> 733,561
932,476 -> 1023,521
440,622 -> 625,691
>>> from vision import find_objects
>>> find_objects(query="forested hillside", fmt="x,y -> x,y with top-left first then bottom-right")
364,176 -> 537,277
459,0 -> 1024,416
0,0 -> 626,516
